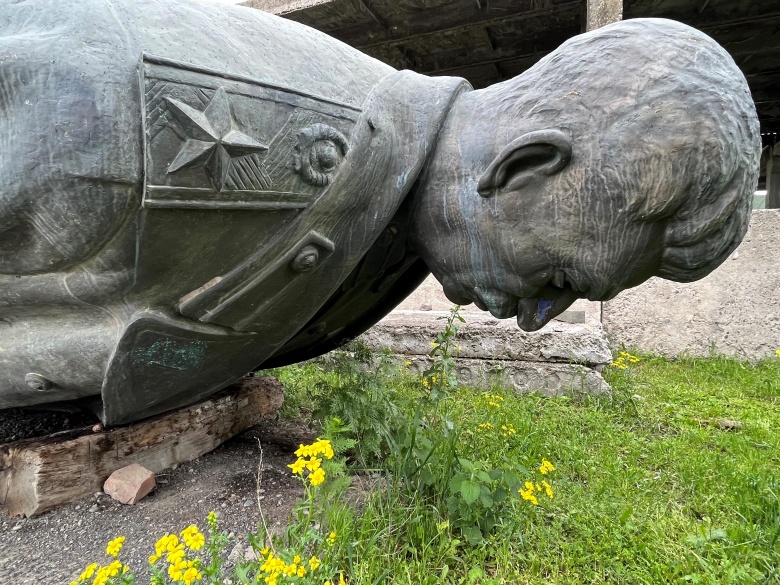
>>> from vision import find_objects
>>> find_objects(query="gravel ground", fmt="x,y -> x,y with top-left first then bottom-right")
0,407 -> 99,443
0,420 -> 316,584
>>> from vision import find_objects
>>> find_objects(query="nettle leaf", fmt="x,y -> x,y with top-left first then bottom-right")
449,473 -> 466,494
488,469 -> 504,482
462,526 -> 483,545
502,470 -> 520,489
493,487 -> 508,503
420,467 -> 436,486
476,470 -> 492,484
461,480 -> 481,504
479,491 -> 494,509
458,458 -> 474,471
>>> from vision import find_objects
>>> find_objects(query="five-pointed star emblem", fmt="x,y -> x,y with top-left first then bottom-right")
165,87 -> 268,191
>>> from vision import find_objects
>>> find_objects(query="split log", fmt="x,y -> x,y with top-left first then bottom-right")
0,376 -> 284,517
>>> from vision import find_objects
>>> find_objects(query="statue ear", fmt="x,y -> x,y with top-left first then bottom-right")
477,130 -> 572,198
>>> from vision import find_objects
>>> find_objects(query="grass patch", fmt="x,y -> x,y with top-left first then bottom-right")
277,351 -> 780,584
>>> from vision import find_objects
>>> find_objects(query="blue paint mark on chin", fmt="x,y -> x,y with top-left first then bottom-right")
536,299 -> 555,321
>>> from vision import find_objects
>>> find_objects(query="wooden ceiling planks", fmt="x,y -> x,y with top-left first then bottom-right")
257,0 -> 780,141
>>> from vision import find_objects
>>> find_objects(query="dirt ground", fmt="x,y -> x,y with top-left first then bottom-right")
0,419 -> 317,585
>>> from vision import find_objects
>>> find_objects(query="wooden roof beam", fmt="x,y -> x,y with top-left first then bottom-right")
330,0 -> 582,49
359,0 -> 388,30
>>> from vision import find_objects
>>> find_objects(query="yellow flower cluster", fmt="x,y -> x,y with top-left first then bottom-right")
422,374 -> 439,389
500,423 -> 516,438
181,525 -> 206,550
71,560 -> 128,585
776,349 -> 780,357
539,459 -> 555,475
327,531 -> 337,546
518,480 -> 554,505
149,530 -> 203,584
257,548 -> 323,585
289,439 -> 334,486
482,393 -> 505,408
70,540 -> 130,585
611,351 -> 639,370
477,422 -> 494,432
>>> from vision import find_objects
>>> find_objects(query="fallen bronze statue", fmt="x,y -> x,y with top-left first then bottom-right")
0,0 -> 760,424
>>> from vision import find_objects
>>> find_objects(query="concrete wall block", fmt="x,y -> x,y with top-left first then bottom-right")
603,210 -> 780,360
400,356 -> 609,396
364,312 -> 612,365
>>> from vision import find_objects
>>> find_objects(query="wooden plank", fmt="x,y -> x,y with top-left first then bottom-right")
586,0 -> 622,31
331,0 -> 582,49
0,377 -> 284,518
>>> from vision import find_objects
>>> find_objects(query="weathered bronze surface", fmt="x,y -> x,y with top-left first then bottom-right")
0,0 -> 759,424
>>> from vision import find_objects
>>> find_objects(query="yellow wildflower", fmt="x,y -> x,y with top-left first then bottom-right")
106,536 -> 125,558
519,486 -> 538,505
314,438 -> 335,459
166,545 -> 186,565
539,459 -> 555,475
168,563 -> 184,581
288,458 -> 306,475
309,556 -> 322,571
182,567 -> 202,585
404,360 -> 412,367
339,572 -> 347,585
327,531 -> 337,545
293,555 -> 301,564
297,566 -> 307,577
180,525 -> 205,550
305,456 -> 322,472
309,467 -> 326,486
776,349 -> 780,357
542,480 -> 554,499
207,511 -> 218,526
78,563 -> 98,581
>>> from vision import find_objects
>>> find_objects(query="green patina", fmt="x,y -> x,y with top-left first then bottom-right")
133,340 -> 207,371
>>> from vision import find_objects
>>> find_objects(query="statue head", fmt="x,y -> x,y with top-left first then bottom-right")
411,18 -> 761,331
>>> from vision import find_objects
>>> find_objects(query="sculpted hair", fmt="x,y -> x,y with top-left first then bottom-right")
485,18 -> 761,283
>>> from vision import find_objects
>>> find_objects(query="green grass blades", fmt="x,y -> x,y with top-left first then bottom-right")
280,350 -> 780,584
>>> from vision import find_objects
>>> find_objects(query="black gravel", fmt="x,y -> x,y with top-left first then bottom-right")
0,407 -> 100,444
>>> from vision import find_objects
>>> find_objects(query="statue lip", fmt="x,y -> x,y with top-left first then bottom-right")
516,287 -> 580,331
514,271 -> 584,331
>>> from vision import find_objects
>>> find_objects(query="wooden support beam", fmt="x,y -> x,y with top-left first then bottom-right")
0,377 -> 284,518
333,0 -> 581,49
586,0 -> 622,31
359,0 -> 388,29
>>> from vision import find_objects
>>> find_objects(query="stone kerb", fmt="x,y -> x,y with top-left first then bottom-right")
362,310 -> 611,395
